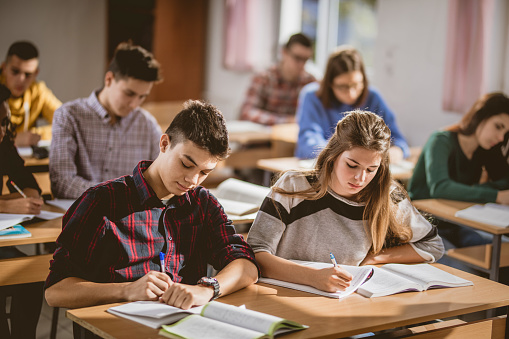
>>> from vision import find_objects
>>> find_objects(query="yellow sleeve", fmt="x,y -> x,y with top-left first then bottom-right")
35,81 -> 62,123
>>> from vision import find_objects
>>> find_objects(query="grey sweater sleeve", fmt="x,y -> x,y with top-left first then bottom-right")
397,198 -> 444,262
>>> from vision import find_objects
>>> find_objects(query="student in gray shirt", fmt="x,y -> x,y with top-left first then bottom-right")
247,110 -> 444,293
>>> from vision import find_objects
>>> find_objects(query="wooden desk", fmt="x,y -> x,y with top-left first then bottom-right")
66,264 -> 509,338
0,204 -> 63,248
412,199 -> 509,281
225,123 -> 298,170
22,156 -> 50,173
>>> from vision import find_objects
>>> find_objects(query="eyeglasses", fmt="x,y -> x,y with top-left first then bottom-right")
286,50 -> 311,64
331,81 -> 364,93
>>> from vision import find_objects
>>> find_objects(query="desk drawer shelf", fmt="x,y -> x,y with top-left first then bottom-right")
447,243 -> 509,270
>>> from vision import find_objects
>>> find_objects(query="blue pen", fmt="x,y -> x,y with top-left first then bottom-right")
159,252 -> 166,273
329,252 -> 339,268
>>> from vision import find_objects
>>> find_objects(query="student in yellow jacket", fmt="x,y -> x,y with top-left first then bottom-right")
1,41 -> 61,146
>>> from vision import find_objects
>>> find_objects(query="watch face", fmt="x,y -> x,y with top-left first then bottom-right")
198,277 -> 214,285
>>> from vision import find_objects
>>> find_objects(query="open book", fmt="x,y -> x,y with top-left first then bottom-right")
454,203 -> 509,227
258,260 -> 373,299
159,301 -> 307,339
258,261 -> 472,299
357,263 -> 473,298
107,301 -> 204,329
0,210 -> 63,231
212,178 -> 270,216
0,224 -> 31,239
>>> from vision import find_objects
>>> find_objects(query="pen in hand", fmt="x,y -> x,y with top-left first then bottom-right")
329,252 -> 339,268
10,181 -> 27,198
159,252 -> 166,273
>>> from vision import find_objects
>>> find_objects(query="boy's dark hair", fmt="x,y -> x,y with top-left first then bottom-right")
6,41 -> 39,61
165,100 -> 230,160
285,33 -> 313,49
107,42 -> 162,82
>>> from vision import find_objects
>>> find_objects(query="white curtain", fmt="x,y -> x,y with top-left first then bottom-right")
223,0 -> 276,71
442,0 -> 495,113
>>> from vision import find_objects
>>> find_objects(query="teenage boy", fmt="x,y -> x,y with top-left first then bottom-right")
50,42 -> 163,199
45,100 -> 259,311
1,41 -> 62,146
239,33 -> 316,125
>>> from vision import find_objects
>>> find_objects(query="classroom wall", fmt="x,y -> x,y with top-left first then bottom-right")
374,0 -> 508,146
204,0 -> 509,146
0,0 -> 106,103
203,0 -> 281,122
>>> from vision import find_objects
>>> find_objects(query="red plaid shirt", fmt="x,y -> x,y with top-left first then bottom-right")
45,161 -> 258,289
240,65 -> 315,125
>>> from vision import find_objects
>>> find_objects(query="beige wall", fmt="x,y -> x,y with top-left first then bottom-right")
0,0 -> 107,103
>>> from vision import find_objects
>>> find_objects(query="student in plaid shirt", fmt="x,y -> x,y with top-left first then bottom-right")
239,33 -> 316,125
45,100 -> 259,311
50,42 -> 163,199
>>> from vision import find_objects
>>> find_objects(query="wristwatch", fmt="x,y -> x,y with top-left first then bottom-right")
197,277 -> 221,301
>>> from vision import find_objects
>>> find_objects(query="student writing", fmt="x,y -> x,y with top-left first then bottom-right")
239,33 -> 316,125
408,92 -> 509,250
49,42 -> 162,199
45,100 -> 259,312
295,46 -> 409,163
248,110 -> 444,293
0,83 -> 44,339
0,41 -> 62,147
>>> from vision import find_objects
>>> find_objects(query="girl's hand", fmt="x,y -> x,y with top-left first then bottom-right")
496,190 -> 509,205
311,266 -> 353,292
0,197 -> 44,214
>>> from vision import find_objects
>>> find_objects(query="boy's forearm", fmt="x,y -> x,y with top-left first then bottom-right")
45,277 -> 127,309
214,259 -> 258,296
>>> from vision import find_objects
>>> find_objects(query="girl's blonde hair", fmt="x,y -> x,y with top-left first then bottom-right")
274,110 -> 411,253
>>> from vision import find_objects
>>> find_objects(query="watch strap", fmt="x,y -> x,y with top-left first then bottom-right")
197,277 -> 221,301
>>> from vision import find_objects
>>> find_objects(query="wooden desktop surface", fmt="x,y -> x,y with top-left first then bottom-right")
23,156 -> 50,168
412,199 -> 509,236
66,264 -> 509,339
0,204 -> 63,247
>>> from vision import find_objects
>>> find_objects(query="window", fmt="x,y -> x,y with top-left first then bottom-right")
282,0 -> 377,79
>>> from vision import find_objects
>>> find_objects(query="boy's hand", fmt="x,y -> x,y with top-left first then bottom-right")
123,271 -> 172,301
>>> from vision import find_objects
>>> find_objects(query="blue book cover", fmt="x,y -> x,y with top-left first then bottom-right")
0,224 -> 32,239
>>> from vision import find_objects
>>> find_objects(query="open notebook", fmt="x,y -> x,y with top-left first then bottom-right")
455,203 -> 509,227
212,178 -> 270,216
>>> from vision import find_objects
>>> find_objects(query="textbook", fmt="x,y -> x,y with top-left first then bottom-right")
213,178 -> 270,216
159,301 -> 307,339
0,224 -> 31,239
258,260 -> 373,299
107,301 -> 204,329
0,210 -> 64,231
258,261 -> 472,299
357,263 -> 474,298
454,203 -> 509,227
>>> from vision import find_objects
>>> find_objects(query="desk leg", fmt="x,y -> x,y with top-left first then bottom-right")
506,305 -> 509,336
490,235 -> 501,281
263,171 -> 272,187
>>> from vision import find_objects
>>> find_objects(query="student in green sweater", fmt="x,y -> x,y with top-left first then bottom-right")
408,92 -> 509,250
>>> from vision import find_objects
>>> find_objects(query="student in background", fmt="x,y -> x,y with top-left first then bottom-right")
1,41 -> 62,147
0,83 -> 44,339
50,42 -> 163,199
45,100 -> 259,313
408,92 -> 509,250
239,33 -> 316,125
247,110 -> 443,293
295,46 -> 409,163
